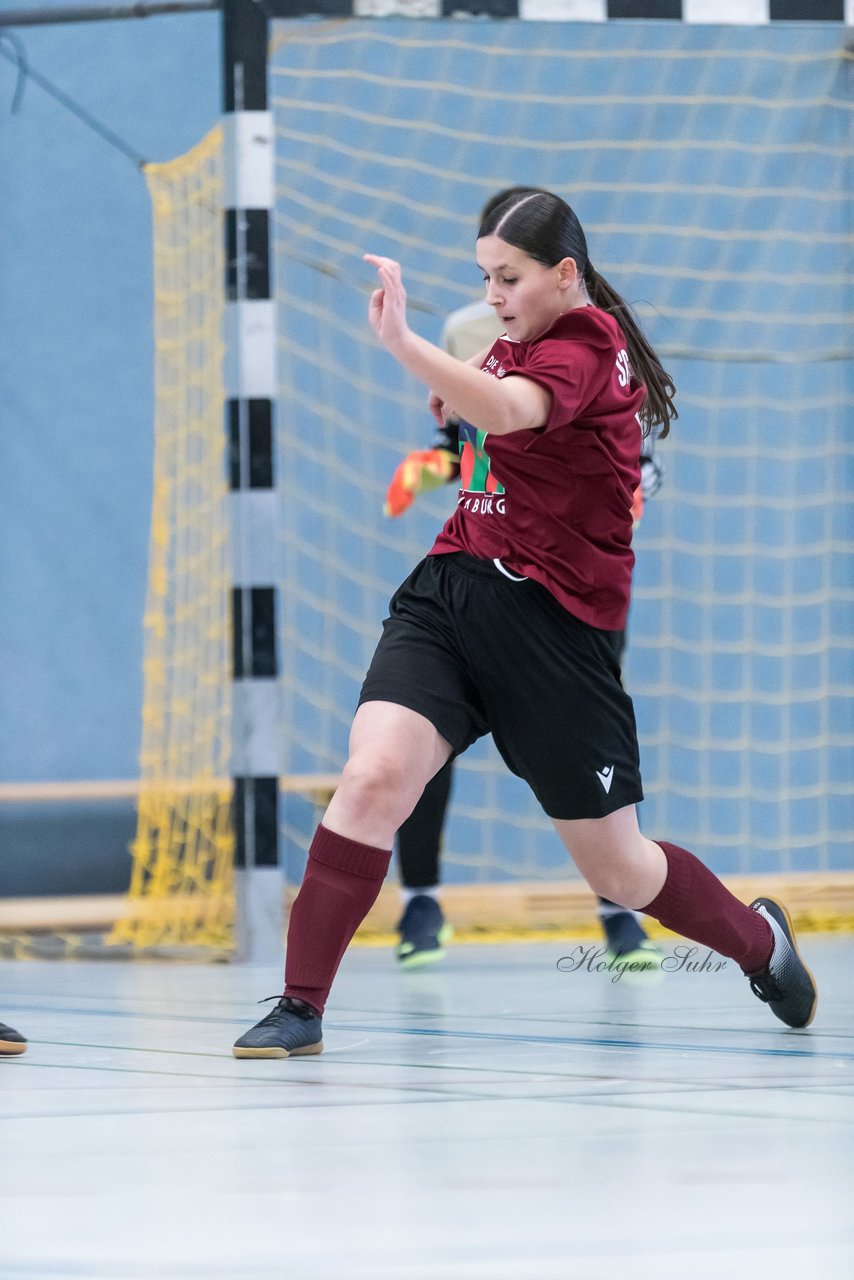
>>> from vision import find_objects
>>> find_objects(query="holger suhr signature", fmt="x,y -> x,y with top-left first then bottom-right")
556,944 -> 727,983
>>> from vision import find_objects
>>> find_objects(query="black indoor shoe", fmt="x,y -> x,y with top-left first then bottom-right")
747,898 -> 818,1029
233,996 -> 323,1059
0,1022 -> 27,1056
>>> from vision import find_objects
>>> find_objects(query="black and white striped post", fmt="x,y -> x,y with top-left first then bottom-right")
223,0 -> 282,962
221,0 -> 367,962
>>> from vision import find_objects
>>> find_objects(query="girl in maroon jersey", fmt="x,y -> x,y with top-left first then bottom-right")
234,191 -> 816,1058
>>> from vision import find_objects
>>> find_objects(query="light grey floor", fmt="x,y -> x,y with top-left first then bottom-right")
1,934 -> 852,1280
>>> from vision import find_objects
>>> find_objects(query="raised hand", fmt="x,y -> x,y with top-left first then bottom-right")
363,254 -> 411,353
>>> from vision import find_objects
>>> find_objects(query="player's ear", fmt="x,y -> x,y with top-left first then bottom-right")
556,257 -> 578,290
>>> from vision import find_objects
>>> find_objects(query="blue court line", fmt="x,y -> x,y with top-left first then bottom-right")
4,1002 -> 850,1061
2,1056 -> 508,1105
6,1054 -> 850,1128
12,1038 -> 853,1095
5,995 -> 848,1040
328,1021 -> 852,1061
348,1003 -> 854,1043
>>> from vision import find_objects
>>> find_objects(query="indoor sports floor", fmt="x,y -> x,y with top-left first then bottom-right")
2,935 -> 852,1279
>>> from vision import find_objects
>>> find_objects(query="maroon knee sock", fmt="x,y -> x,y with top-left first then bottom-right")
642,841 -> 773,973
284,824 -> 391,1014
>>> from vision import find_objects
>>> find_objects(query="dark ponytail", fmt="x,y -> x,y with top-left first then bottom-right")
479,192 -> 677,439
584,263 -> 676,439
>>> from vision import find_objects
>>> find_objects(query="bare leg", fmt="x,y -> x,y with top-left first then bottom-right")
553,804 -> 667,910
278,701 -> 453,1015
323,700 -> 453,846
553,806 -> 773,974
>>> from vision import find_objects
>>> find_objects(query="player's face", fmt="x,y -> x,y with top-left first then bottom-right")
476,235 -> 573,342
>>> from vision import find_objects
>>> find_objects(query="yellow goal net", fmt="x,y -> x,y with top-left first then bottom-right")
109,127 -> 234,952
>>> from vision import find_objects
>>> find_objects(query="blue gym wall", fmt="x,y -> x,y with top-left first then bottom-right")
0,3 -> 219,892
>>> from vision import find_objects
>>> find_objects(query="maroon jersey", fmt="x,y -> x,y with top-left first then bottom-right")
430,306 -> 645,630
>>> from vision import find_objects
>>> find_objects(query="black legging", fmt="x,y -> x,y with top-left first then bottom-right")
397,758 -> 455,889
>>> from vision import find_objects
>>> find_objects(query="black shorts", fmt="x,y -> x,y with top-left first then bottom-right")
358,553 -> 643,820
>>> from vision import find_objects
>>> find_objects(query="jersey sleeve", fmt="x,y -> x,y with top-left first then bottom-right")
505,334 -> 613,433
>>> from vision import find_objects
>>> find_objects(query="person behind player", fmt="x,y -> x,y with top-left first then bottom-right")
234,189 -> 817,1058
0,1022 -> 27,1056
386,189 -> 663,969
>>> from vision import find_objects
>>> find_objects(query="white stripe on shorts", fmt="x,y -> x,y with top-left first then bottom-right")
493,558 -> 528,582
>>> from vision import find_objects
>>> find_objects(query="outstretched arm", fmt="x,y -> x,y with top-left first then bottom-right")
364,254 -> 550,437
429,346 -> 495,428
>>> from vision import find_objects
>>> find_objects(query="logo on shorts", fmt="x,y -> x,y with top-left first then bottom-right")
596,765 -> 614,794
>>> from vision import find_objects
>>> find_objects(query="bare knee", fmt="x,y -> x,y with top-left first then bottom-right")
554,814 -> 667,912
583,866 -> 638,909
337,750 -> 422,830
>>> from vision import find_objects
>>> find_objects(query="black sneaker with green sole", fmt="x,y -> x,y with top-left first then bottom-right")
396,894 -> 452,969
